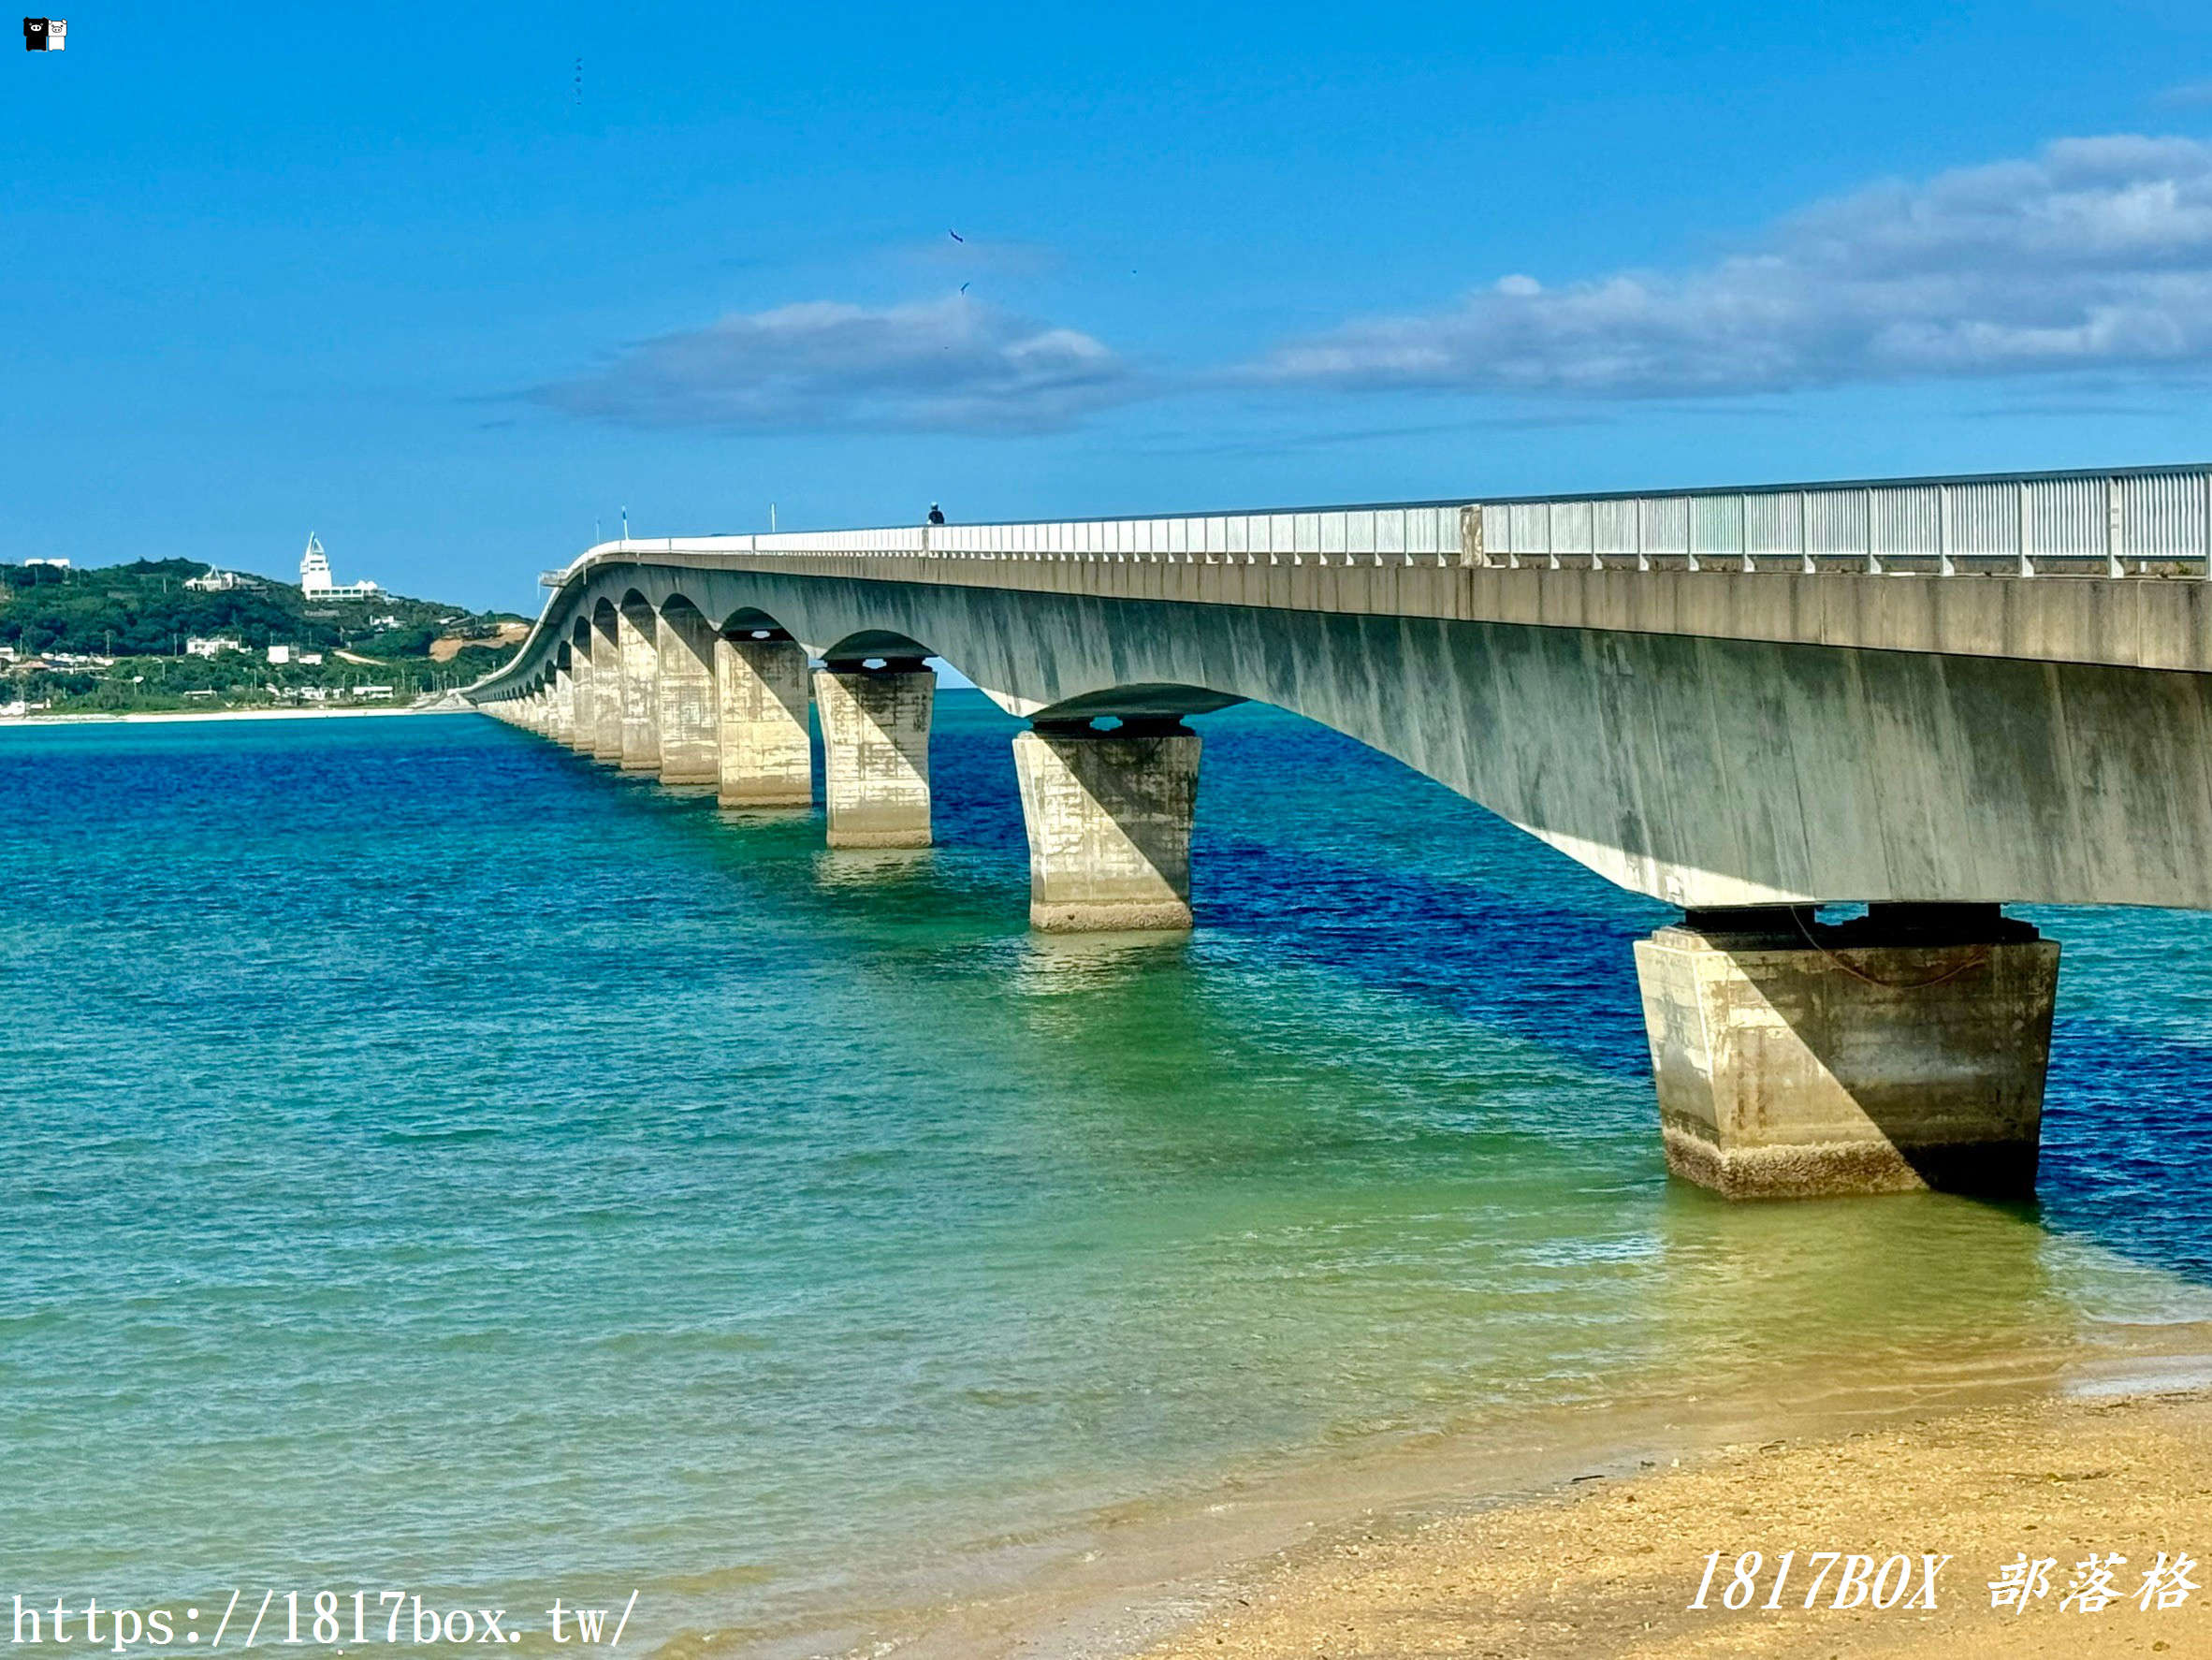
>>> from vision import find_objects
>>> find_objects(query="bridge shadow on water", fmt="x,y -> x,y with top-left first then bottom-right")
1198,828 -> 1664,1083
1184,704 -> 1671,1085
1184,704 -> 2212,1293
2026,909 -> 2212,1289
602,695 -> 2212,1296
903,692 -> 1671,1082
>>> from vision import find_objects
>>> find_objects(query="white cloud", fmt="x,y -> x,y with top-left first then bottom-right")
1251,136 -> 2212,398
532,294 -> 1134,434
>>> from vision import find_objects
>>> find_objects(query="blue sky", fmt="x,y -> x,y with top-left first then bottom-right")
8,1 -> 2212,611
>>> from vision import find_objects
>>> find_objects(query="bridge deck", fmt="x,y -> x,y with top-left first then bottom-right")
514,463 -> 2212,679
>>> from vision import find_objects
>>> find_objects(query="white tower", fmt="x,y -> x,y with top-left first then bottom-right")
300,532 -> 333,595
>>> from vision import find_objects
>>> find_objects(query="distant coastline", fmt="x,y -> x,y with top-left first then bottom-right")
0,553 -> 523,719
0,704 -> 469,728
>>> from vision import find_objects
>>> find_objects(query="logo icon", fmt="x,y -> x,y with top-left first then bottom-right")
22,16 -> 65,51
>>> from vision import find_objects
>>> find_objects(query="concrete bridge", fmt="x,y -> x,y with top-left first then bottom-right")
470,463 -> 2212,1201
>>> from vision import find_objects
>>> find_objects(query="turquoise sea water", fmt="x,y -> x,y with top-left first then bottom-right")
7,701 -> 2212,1653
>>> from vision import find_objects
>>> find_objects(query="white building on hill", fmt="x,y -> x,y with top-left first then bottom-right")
299,532 -> 380,602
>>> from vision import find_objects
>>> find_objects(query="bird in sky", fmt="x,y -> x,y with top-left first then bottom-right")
948,229 -> 965,242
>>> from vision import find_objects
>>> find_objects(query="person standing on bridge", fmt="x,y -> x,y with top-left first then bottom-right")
926,502 -> 945,526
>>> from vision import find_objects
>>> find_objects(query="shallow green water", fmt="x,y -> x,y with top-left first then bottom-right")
4,701 -> 2209,1651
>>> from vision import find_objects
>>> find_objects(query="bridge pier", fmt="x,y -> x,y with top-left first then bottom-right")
617,601 -> 661,774
815,660 -> 932,848
655,604 -> 720,786
716,633 -> 813,808
590,611 -> 624,764
1633,904 -> 2059,1200
566,653 -> 598,755
551,668 -> 575,746
1012,721 -> 1201,931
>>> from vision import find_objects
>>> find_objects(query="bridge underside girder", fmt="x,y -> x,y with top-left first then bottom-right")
517,561 -> 2212,913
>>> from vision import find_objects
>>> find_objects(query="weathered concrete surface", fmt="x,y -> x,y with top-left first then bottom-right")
1633,907 -> 2059,1198
591,608 -> 625,764
491,561 -> 2212,910
816,664 -> 932,848
617,601 -> 661,774
715,634 -> 812,808
567,653 -> 599,754
654,601 -> 720,785
1012,724 -> 1201,931
549,667 -> 574,746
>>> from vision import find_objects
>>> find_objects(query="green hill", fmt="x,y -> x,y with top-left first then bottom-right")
0,557 -> 531,714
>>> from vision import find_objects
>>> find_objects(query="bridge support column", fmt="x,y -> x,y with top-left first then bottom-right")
551,670 -> 575,745
1011,721 -> 1201,931
590,614 -> 625,764
617,603 -> 661,774
1634,904 -> 2059,1200
566,655 -> 597,754
815,660 -> 932,848
716,633 -> 812,808
655,604 -> 720,785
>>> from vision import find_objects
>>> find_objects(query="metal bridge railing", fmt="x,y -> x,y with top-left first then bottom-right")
552,464 -> 2212,584
1477,466 -> 2212,579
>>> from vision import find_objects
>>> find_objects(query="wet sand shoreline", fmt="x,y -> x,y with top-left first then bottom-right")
1128,1384 -> 2212,1660
690,1329 -> 2212,1660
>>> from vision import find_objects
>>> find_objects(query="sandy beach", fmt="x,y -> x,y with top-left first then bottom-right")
1134,1388 -> 2212,1660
